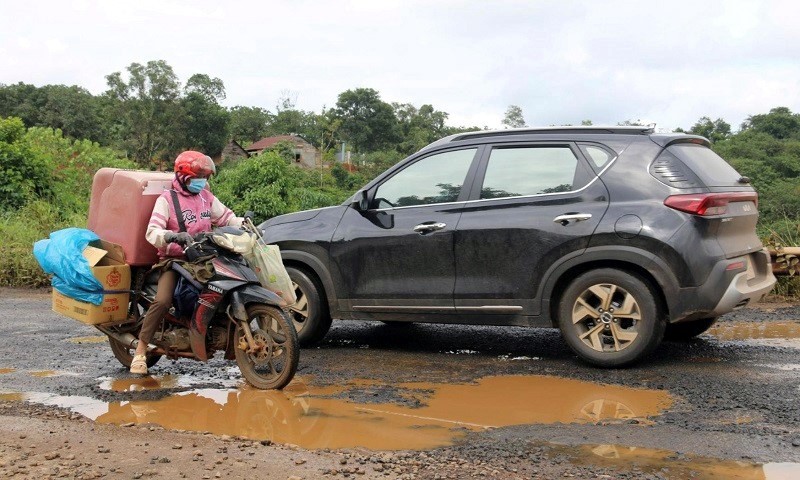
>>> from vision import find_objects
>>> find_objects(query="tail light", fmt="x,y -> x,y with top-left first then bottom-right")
664,192 -> 758,216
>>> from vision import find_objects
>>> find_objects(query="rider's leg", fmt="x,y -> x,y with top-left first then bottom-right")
134,270 -> 178,357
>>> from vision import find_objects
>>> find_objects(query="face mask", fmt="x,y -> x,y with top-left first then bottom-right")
187,178 -> 207,193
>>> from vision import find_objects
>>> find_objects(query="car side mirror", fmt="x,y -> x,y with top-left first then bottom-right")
352,190 -> 370,212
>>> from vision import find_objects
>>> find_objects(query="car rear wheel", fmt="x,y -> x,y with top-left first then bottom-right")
664,317 -> 718,341
557,268 -> 665,367
286,266 -> 332,346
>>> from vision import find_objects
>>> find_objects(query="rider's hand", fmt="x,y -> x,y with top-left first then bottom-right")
165,232 -> 193,245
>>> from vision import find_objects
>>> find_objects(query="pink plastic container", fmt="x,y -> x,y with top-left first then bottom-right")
87,169 -> 174,266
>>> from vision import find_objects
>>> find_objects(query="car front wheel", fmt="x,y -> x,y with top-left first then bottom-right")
286,266 -> 332,346
557,268 -> 665,367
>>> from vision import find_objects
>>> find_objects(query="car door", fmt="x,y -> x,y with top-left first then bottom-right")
453,143 -> 610,317
330,147 -> 481,315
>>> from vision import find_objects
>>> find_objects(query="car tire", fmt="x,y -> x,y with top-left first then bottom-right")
286,266 -> 332,346
557,268 -> 665,368
664,317 -> 717,341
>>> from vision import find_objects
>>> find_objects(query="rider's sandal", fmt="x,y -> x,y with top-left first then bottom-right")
130,354 -> 148,375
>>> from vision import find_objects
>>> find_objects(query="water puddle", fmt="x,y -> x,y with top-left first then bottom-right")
707,321 -> 800,348
0,392 -> 108,418
66,335 -> 108,344
97,374 -> 240,392
0,374 -> 672,450
553,443 -> 800,480
0,368 -> 14,374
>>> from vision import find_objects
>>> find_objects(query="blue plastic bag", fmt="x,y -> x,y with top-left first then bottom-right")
33,228 -> 104,305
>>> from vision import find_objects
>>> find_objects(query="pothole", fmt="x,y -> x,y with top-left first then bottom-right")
550,442 -> 800,480
0,374 -> 672,450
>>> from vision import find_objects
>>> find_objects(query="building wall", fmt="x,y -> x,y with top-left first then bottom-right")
220,141 -> 249,162
295,143 -> 320,169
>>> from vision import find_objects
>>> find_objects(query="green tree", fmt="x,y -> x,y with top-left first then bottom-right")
229,106 -> 272,145
40,85 -> 107,142
393,103 -> 450,154
214,152 -> 351,220
0,83 -> 47,127
184,74 -> 225,102
688,116 -> 731,143
0,117 -> 52,209
105,60 -> 184,165
502,105 -> 526,128
741,107 -> 800,140
334,88 -> 399,152
0,83 -> 107,143
181,74 -> 230,157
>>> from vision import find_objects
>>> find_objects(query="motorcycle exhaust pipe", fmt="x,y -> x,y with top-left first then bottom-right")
97,327 -> 198,359
98,329 -> 139,349
96,328 -> 152,353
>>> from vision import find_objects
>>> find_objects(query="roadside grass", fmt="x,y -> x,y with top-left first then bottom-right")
0,201 -> 85,288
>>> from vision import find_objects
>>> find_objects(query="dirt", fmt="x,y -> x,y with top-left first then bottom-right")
2,288 -> 800,479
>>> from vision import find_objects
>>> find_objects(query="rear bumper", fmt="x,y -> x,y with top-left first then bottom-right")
670,248 -> 776,323
708,263 -> 776,316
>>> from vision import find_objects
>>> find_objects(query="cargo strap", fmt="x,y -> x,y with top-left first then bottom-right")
170,190 -> 187,233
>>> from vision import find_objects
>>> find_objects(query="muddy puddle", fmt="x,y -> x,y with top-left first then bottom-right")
0,368 -> 14,374
707,321 -> 800,348
1,374 -> 671,450
552,442 -> 800,480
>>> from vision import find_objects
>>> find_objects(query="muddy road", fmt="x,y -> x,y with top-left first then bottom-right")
1,288 -> 799,479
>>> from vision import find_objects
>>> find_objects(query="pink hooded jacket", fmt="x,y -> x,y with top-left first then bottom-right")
146,178 -> 242,259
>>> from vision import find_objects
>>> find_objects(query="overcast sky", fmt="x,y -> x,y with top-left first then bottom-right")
1,0 -> 799,131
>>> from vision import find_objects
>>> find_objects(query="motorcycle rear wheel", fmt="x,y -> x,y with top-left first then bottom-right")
105,303 -> 162,369
108,335 -> 162,369
234,304 -> 299,390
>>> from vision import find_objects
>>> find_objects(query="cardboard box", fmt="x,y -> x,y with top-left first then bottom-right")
51,240 -> 131,325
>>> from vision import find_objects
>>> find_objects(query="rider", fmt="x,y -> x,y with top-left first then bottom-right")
130,150 -> 244,374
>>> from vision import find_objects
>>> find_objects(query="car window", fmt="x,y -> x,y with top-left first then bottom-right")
667,144 -> 743,187
373,149 -> 477,208
579,144 -> 615,169
480,146 -> 588,199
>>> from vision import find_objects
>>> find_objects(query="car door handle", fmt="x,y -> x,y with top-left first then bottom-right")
413,222 -> 447,234
553,213 -> 592,226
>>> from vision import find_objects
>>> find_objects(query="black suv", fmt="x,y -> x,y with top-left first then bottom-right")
260,126 -> 776,366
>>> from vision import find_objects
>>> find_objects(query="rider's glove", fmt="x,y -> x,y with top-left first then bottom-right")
165,232 -> 193,245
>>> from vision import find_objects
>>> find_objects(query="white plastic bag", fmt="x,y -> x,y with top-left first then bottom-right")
243,242 -> 296,306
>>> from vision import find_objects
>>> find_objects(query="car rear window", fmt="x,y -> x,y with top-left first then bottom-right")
667,144 -> 743,187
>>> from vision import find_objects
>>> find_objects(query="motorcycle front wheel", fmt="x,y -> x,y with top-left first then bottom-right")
234,304 -> 299,390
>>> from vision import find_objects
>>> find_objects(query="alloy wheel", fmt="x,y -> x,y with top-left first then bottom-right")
571,283 -> 641,352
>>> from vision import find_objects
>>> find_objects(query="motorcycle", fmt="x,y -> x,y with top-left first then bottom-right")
96,223 -> 299,390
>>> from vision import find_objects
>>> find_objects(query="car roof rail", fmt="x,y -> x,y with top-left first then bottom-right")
450,126 -> 655,143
